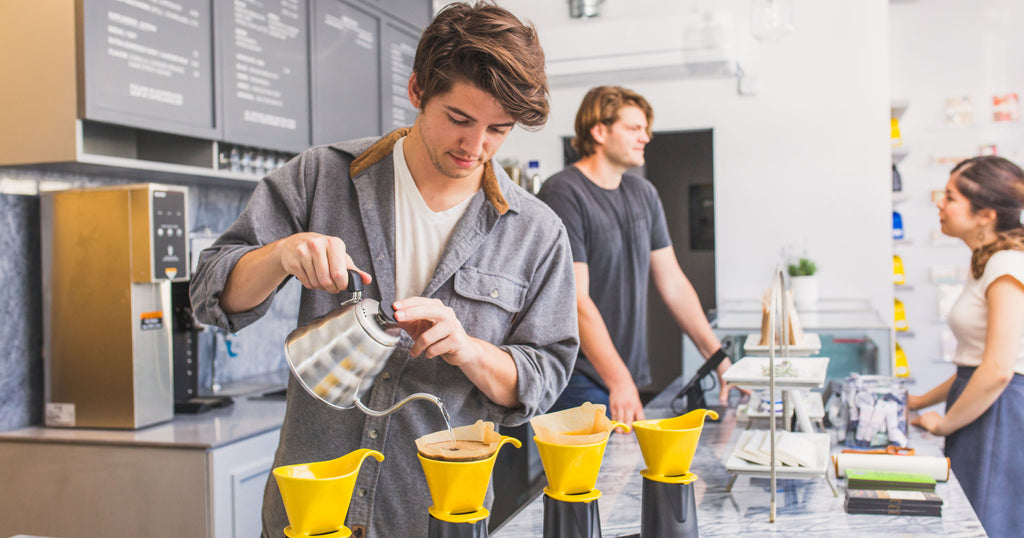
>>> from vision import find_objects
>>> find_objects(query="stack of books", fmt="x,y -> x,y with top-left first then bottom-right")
844,470 -> 942,516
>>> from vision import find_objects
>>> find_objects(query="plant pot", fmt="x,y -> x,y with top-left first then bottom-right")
790,275 -> 819,309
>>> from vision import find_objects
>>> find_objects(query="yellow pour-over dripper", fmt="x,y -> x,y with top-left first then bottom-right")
632,409 -> 718,484
418,435 -> 521,524
534,421 -> 630,502
273,448 -> 384,538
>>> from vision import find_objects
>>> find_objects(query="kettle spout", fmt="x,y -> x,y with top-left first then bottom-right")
354,392 -> 444,417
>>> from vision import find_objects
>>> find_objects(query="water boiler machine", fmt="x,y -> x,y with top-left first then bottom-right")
41,183 -> 188,429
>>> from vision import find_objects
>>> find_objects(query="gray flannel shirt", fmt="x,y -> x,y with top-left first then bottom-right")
190,130 -> 579,538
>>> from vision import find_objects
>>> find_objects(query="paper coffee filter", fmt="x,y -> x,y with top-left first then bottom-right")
416,420 -> 500,460
530,402 -> 619,445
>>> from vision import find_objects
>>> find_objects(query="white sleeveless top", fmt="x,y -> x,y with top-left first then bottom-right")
947,249 -> 1024,374
392,137 -> 473,300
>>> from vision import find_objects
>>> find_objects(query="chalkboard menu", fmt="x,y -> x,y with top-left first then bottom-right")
311,0 -> 381,145
216,0 -> 311,152
381,21 -> 419,132
70,0 -> 427,168
82,0 -> 218,139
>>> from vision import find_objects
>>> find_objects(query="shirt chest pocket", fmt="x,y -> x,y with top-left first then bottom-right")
452,266 -> 528,342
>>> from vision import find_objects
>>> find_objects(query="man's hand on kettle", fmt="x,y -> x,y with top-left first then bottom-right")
276,232 -> 370,293
392,297 -> 479,366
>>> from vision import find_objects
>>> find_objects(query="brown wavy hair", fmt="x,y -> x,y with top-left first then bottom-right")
412,2 -> 549,129
950,156 -> 1024,278
572,86 -> 654,157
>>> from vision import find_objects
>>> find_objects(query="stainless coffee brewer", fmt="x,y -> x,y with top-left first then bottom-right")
41,184 -> 187,429
284,270 -> 445,417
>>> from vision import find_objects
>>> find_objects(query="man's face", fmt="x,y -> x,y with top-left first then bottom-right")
598,105 -> 651,169
410,79 -> 515,180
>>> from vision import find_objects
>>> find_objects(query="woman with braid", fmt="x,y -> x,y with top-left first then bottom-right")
909,155 -> 1024,537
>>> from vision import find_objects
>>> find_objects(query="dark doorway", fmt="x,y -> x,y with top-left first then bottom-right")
561,129 -> 717,396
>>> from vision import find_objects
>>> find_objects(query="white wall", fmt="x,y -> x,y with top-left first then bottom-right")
491,0 -> 894,319
889,0 -> 1024,391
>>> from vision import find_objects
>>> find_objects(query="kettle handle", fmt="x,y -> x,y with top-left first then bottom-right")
347,269 -> 363,293
345,268 -> 398,325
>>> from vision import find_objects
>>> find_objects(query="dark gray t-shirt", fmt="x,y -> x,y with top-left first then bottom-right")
538,166 -> 671,389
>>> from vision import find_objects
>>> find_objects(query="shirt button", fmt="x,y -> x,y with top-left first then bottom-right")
490,289 -> 499,298
382,372 -> 391,381
358,488 -> 367,497
369,429 -> 379,439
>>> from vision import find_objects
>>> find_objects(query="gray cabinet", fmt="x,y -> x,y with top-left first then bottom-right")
216,0 -> 312,153
209,429 -> 281,537
81,0 -> 219,140
0,0 -> 430,182
0,428 -> 281,537
371,0 -> 432,28
311,0 -> 383,145
380,21 -> 420,132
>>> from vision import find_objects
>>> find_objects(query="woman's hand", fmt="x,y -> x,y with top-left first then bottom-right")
911,411 -> 948,436
907,393 -> 925,411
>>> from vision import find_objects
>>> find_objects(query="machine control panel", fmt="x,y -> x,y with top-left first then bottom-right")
151,189 -> 189,281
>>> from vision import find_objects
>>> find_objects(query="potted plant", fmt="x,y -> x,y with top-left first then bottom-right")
787,257 -> 819,308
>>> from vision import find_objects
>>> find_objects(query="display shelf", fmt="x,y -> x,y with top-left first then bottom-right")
892,146 -> 910,163
896,330 -> 916,338
725,430 -> 832,480
893,238 -> 914,246
741,333 -> 823,357
894,284 -> 915,291
738,390 -> 824,423
722,267 -> 835,523
890,99 -> 910,119
723,356 -> 830,389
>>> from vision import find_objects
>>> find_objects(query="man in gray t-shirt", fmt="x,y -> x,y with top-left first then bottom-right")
539,86 -> 737,426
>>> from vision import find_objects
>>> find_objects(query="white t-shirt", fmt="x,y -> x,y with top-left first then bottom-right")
947,249 -> 1024,374
392,137 -> 474,300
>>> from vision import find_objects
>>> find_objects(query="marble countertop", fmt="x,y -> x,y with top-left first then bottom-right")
0,370 -> 288,450
493,379 -> 986,537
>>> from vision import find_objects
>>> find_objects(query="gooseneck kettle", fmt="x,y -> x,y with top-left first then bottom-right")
284,270 -> 442,416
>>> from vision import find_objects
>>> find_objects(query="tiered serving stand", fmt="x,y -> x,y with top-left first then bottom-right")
721,267 -> 837,523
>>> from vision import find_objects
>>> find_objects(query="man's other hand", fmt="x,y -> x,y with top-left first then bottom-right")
608,379 -> 645,428
392,296 -> 480,367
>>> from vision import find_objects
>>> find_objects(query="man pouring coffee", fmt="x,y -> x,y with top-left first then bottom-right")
190,3 -> 578,536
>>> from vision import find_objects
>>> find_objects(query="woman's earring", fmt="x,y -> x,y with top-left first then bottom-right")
978,228 -> 986,243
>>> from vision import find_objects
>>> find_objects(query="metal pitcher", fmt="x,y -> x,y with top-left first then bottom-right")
284,270 -> 442,416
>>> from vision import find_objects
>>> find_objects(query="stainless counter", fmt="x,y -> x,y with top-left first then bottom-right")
493,378 -> 985,537
0,370 -> 287,449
